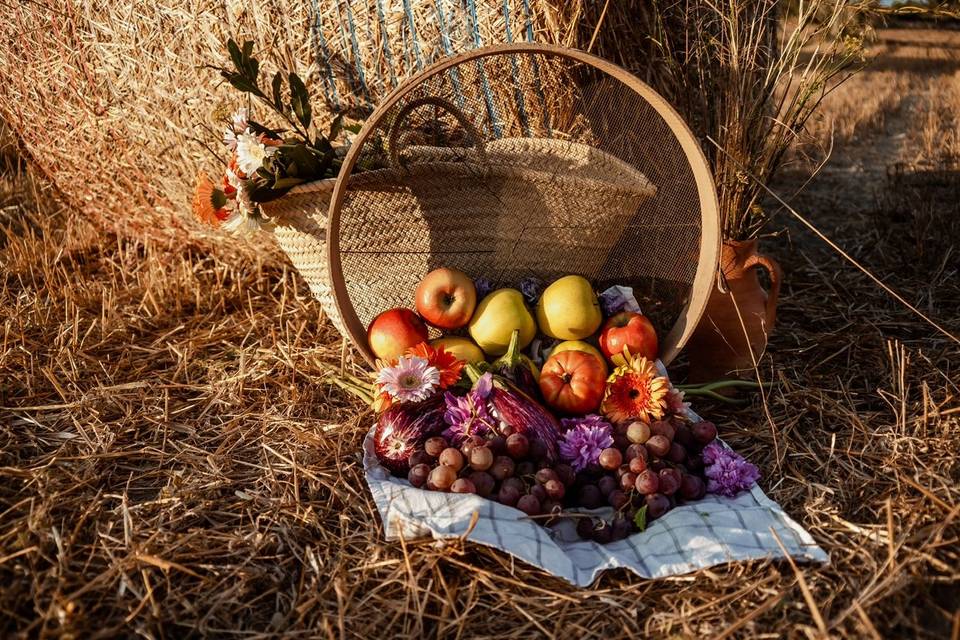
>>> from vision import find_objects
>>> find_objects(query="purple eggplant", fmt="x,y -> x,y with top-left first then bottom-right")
489,329 -> 541,396
374,396 -> 445,475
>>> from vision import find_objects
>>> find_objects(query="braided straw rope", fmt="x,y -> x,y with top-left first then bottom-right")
263,137 -> 655,338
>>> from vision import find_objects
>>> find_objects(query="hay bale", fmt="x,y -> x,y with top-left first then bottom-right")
0,1 -> 637,236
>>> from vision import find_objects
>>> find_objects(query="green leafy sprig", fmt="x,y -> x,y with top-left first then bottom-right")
211,39 -> 351,203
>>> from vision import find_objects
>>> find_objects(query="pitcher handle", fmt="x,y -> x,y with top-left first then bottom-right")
743,252 -> 782,330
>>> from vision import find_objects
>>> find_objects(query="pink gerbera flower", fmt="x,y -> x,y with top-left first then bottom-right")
375,356 -> 440,403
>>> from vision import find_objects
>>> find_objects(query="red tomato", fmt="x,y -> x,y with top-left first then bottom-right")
539,350 -> 606,415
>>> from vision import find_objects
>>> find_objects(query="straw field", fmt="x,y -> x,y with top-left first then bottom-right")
2,23 -> 959,636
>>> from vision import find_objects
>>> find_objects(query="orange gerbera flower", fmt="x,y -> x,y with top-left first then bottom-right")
406,342 -> 465,389
192,171 -> 229,226
601,355 -> 669,424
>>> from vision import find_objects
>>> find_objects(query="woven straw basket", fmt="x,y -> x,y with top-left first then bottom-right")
265,44 -> 720,366
264,134 -> 656,339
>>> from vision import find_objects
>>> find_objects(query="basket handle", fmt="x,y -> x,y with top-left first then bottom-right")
387,96 -> 487,169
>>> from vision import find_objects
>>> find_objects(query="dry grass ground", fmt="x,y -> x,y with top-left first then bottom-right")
2,29 -> 959,639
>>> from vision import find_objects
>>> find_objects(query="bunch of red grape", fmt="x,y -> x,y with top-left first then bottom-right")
404,417 -> 719,543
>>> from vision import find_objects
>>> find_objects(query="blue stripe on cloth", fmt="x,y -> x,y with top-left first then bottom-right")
434,0 -> 465,109
466,0 -> 502,137
343,0 -> 372,106
375,0 -> 398,90
502,0 -> 531,136
520,0 -> 551,134
309,0 -> 340,110
403,0 -> 425,70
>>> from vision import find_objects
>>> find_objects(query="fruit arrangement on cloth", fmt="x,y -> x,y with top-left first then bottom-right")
367,268 -> 759,543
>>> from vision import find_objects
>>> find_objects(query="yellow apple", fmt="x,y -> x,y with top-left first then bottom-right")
536,275 -> 602,340
468,288 -> 536,356
430,336 -> 486,363
551,340 -> 609,376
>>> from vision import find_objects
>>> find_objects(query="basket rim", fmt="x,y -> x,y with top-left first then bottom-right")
326,42 -> 721,367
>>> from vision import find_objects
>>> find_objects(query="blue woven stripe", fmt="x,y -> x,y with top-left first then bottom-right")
434,0 -> 465,109
376,0 -> 398,90
403,0 -> 424,70
343,0 -> 372,105
502,0 -> 531,136
521,0 -> 535,41
333,3 -> 362,105
466,0 -> 502,137
309,0 -> 340,110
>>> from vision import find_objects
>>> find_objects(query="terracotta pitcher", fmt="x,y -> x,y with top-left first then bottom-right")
687,239 -> 782,382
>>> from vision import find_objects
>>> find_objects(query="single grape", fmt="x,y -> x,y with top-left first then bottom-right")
428,465 -> 457,491
667,442 -> 687,464
626,421 -> 651,444
468,471 -> 496,497
658,468 -> 681,496
460,435 -> 485,458
599,447 -> 623,471
501,424 -> 517,437
692,420 -> 718,445
649,460 -> 666,473
530,484 -> 547,502
645,493 -> 670,519
628,456 -> 648,474
535,468 -> 559,485
502,477 -> 525,493
409,449 -> 433,468
597,475 -> 618,497
611,516 -> 632,541
686,453 -> 704,473
578,484 -> 603,509
544,478 -> 566,500
679,473 -> 705,500
490,455 -> 516,481
650,420 -> 675,442
555,464 -> 576,488
646,434 -> 671,458
576,517 -> 596,540
439,448 -> 465,472
634,469 -> 659,495
451,478 -> 477,494
675,423 -> 696,449
469,446 -> 494,471
408,463 -> 431,488
488,435 -> 506,454
424,436 -> 448,457
528,439 -> 549,462
517,494 -> 541,516
608,489 -> 629,510
625,443 -> 648,462
592,521 -> 613,544
516,461 -> 536,477
497,483 -> 521,506
505,433 -> 530,459
620,471 -> 638,492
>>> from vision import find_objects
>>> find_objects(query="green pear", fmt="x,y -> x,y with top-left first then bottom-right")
536,275 -> 602,340
468,288 -> 536,356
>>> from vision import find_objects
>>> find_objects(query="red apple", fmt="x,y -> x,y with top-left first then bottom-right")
367,308 -> 429,361
599,311 -> 658,362
415,268 -> 477,330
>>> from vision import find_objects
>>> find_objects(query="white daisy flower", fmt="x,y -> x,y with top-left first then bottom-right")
223,108 -> 249,151
235,129 -> 277,176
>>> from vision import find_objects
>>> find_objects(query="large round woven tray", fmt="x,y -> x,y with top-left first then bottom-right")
285,43 -> 721,366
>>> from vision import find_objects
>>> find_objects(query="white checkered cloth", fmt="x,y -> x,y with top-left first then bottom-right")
363,406 -> 828,587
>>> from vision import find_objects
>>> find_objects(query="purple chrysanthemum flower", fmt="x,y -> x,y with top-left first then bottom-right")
702,442 -> 760,497
376,356 -> 440,403
558,415 -> 614,472
519,276 -> 544,304
442,373 -> 496,444
474,277 -> 494,299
